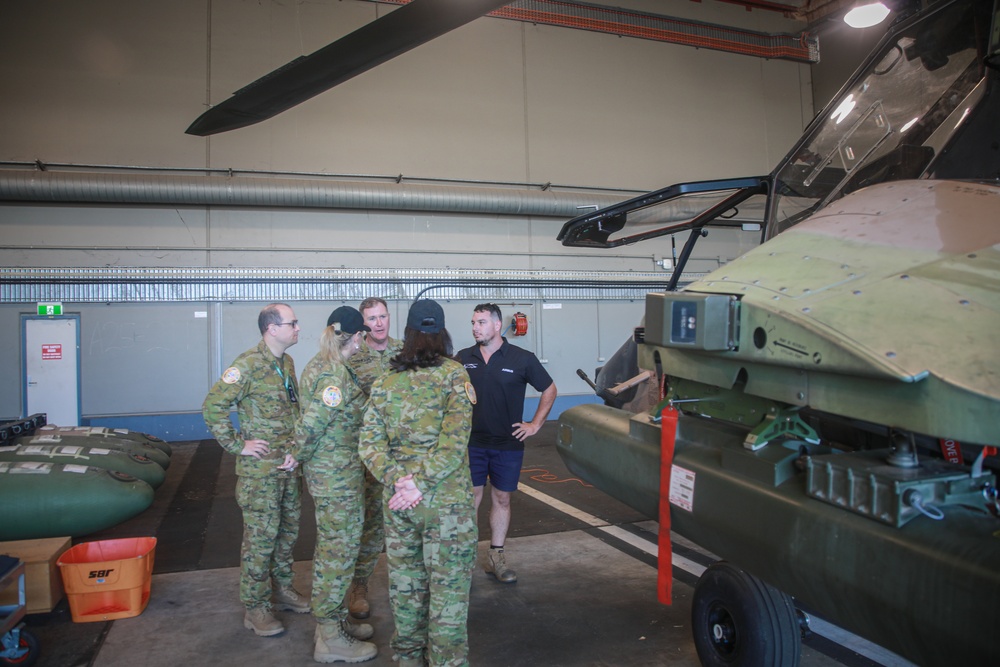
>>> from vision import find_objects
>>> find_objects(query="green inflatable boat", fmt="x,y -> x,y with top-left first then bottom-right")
0,462 -> 154,540
0,443 -> 165,488
14,433 -> 170,470
34,424 -> 172,457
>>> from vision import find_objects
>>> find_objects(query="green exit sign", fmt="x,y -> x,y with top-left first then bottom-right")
37,303 -> 63,316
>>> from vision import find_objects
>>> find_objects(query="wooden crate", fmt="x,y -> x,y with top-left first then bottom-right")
0,536 -> 72,614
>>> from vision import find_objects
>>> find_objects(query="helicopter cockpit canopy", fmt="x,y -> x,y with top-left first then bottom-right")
559,0 -> 997,253
769,0 -> 995,237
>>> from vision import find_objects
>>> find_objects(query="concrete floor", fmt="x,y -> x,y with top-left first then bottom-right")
21,425 -> 915,667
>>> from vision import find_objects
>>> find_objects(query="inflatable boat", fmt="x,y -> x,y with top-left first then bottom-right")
0,443 -> 165,488
0,462 -> 154,540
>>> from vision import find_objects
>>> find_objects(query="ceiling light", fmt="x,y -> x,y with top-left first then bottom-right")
844,2 -> 891,28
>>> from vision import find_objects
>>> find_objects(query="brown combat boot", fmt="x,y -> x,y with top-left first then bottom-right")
486,547 -> 518,583
273,585 -> 311,613
314,620 -> 377,663
243,607 -> 284,637
347,577 -> 370,619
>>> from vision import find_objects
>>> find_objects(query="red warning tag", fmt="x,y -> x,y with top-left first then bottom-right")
938,438 -> 963,464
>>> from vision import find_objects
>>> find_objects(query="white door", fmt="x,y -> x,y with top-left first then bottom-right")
24,316 -> 81,426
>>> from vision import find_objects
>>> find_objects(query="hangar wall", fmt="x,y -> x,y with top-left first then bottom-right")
0,0 -> 818,438
0,0 -> 812,187
0,296 -> 660,439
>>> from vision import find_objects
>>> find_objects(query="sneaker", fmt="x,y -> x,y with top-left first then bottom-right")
243,607 -> 285,637
486,547 -> 518,583
347,578 -> 370,619
273,585 -> 311,613
314,621 -> 377,663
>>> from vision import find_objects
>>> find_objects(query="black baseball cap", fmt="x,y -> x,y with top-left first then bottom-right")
327,306 -> 370,334
407,299 -> 445,334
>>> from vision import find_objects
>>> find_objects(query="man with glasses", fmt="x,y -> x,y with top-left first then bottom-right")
345,297 -> 404,620
203,302 -> 310,637
457,303 -> 557,583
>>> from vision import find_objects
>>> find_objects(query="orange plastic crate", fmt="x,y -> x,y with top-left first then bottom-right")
56,537 -> 156,622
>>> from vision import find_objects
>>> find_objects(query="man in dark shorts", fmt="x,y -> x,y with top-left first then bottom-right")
457,303 -> 557,583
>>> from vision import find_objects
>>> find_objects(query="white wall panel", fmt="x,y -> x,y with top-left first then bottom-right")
79,303 -> 209,414
0,0 -> 208,166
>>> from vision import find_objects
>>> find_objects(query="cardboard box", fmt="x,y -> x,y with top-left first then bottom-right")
0,536 -> 72,614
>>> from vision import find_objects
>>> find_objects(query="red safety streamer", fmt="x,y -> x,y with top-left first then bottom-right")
657,404 -> 679,605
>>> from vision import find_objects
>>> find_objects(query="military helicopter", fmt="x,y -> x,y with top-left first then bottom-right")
556,0 -> 1000,665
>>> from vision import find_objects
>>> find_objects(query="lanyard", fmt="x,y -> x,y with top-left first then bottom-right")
273,360 -> 298,403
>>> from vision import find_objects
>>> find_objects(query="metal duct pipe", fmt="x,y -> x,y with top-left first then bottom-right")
0,169 -> 626,218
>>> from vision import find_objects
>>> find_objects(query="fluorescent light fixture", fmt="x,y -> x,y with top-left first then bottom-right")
845,2 -> 891,28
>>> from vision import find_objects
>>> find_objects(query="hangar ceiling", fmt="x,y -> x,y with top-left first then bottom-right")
372,0 -> 883,26
671,0 -> 883,24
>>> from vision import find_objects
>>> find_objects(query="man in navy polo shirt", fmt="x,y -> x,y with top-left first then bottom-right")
457,303 -> 557,583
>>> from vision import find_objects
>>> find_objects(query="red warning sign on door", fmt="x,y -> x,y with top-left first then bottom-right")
42,344 -> 62,360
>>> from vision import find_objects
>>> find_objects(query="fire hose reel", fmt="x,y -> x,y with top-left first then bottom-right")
511,312 -> 528,336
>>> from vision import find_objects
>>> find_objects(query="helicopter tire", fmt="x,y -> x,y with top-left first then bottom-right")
691,561 -> 801,667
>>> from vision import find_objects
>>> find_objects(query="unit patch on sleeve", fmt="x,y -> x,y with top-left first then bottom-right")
464,382 -> 477,405
222,367 -> 242,384
322,385 -> 343,407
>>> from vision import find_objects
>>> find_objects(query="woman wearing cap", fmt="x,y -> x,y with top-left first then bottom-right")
293,306 -> 378,664
359,299 -> 477,667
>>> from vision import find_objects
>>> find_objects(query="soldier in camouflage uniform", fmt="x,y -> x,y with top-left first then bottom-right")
202,303 -> 310,637
345,297 -> 404,620
294,306 -> 378,663
359,300 -> 477,667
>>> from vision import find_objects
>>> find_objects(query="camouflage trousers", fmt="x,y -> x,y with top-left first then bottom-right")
235,474 -> 301,608
310,471 -> 365,621
354,467 -> 386,581
384,499 -> 477,667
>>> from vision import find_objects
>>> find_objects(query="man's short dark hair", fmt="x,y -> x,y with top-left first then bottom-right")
359,297 -> 388,314
474,303 -> 503,321
258,303 -> 288,335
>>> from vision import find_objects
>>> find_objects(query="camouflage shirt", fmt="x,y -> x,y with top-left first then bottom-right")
348,336 -> 403,395
202,339 -> 300,478
359,358 -> 474,507
294,353 -> 366,496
